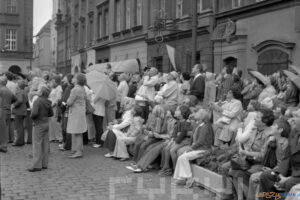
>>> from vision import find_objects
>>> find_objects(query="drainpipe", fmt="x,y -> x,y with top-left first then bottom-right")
191,0 -> 198,66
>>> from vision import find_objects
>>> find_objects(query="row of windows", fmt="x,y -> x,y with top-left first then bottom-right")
1,28 -> 17,51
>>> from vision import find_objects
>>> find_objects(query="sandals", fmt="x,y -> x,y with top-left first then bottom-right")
158,168 -> 173,176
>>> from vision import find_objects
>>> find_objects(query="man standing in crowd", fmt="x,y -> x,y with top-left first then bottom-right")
190,64 -> 205,102
0,76 -> 16,152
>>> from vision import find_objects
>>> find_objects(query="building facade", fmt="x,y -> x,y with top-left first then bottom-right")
32,20 -> 52,71
147,0 -> 214,73
213,0 -> 300,75
0,0 -> 33,73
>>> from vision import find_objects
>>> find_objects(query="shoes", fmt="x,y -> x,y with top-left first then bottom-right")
119,158 -> 129,161
175,179 -> 187,185
93,144 -> 101,148
104,153 -> 113,158
69,154 -> 83,158
28,168 -> 42,172
42,167 -> 48,169
126,166 -> 142,173
8,141 -> 13,143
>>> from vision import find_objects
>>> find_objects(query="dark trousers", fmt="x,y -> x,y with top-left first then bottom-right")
103,130 -> 116,152
61,114 -> 71,150
260,171 -> 300,200
92,114 -> 103,145
8,116 -> 14,143
32,123 -> 49,169
14,115 -> 26,145
26,110 -> 32,143
137,138 -> 161,162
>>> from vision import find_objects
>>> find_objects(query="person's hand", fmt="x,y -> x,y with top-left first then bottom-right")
153,132 -> 160,138
148,131 -> 154,137
262,166 -> 272,172
277,175 -> 289,188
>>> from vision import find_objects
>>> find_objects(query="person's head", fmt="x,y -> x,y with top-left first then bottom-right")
226,89 -> 240,100
38,85 -> 51,98
247,100 -> 261,112
167,71 -> 178,82
287,117 -> 300,131
233,74 -> 240,83
152,105 -> 165,119
51,75 -> 61,88
17,79 -> 26,90
0,76 -> 7,86
273,119 -> 291,138
255,108 -> 275,129
118,73 -> 128,82
192,64 -> 204,75
5,71 -> 15,81
166,109 -> 175,119
226,66 -> 233,75
132,73 -> 141,83
194,109 -> 211,123
43,72 -> 50,82
148,67 -> 158,77
181,72 -> 190,81
175,105 -> 190,120
123,97 -> 135,111
273,105 -> 287,119
237,69 -> 243,78
132,105 -> 144,118
74,73 -> 86,86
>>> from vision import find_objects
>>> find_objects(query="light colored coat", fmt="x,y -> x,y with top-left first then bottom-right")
135,75 -> 159,102
67,85 -> 87,134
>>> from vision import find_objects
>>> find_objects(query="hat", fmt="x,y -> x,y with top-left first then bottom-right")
169,71 -> 178,79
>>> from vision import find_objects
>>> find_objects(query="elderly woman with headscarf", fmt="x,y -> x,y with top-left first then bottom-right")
66,73 -> 87,158
48,75 -> 63,142
116,73 -> 129,119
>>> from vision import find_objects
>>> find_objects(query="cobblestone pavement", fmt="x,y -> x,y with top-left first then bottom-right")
0,143 -> 215,200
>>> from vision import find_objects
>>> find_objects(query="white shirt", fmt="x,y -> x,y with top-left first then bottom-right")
92,94 -> 105,117
117,80 -> 129,102
49,85 -> 62,107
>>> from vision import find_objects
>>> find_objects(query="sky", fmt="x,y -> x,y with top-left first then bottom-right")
33,0 -> 53,36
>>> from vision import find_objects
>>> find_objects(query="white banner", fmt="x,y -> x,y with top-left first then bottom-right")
166,44 -> 177,71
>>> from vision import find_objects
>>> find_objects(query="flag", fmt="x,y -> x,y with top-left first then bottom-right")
166,44 -> 177,71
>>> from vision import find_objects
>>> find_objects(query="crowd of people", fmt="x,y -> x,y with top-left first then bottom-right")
1,63 -> 300,200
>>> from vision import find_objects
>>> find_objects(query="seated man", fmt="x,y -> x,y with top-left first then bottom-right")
173,108 -> 214,186
259,117 -> 300,198
220,108 -> 275,198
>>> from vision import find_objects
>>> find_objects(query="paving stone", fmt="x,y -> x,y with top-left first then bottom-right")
0,143 -> 210,200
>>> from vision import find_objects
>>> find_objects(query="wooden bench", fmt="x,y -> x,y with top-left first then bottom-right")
191,164 -> 233,200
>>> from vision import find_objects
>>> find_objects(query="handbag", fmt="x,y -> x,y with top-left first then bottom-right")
86,99 -> 95,115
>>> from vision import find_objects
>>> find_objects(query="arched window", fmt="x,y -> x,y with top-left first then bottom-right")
253,40 -> 295,75
257,49 -> 289,75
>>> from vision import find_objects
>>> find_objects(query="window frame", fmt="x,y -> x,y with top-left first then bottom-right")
125,0 -> 131,29
198,0 -> 211,13
115,0 -> 121,32
6,0 -> 17,14
5,29 -> 17,51
176,0 -> 183,19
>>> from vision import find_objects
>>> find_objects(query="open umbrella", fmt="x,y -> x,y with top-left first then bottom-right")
283,70 -> 300,89
87,59 -> 140,74
248,70 -> 269,86
86,71 -> 117,101
289,65 -> 300,75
